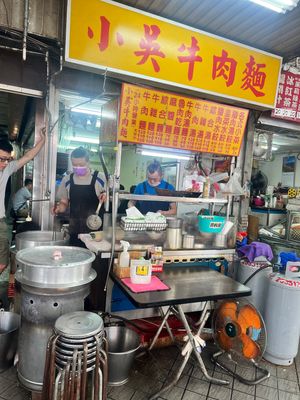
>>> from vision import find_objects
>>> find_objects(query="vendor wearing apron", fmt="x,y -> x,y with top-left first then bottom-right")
129,160 -> 176,216
54,147 -> 106,247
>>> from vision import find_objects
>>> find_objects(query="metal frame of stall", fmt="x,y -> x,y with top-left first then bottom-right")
102,140 -> 241,317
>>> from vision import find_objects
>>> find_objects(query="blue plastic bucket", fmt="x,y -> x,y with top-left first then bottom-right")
198,215 -> 226,234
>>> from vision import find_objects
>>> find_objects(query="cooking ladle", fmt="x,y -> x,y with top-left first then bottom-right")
86,200 -> 103,230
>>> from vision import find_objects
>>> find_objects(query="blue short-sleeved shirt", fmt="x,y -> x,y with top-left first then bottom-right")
134,180 -> 175,214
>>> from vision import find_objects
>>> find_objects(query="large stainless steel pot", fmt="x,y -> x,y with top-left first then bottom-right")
16,246 -> 96,392
15,230 -> 69,251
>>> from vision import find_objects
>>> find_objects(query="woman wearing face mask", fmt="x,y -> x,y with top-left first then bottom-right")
128,160 -> 176,216
53,147 -> 106,246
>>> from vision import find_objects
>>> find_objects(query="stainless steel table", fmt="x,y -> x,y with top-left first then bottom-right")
111,266 -> 252,399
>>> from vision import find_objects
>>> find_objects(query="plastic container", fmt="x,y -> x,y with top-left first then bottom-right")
119,241 -> 130,268
130,259 -> 152,284
198,215 -> 226,234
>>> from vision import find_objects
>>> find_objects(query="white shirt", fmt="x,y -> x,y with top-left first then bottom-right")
0,161 -> 18,218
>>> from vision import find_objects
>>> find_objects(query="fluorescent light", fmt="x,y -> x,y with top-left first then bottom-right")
62,145 -> 98,153
71,108 -> 115,119
249,0 -> 299,13
66,136 -> 99,144
261,145 -> 279,151
141,150 -> 191,160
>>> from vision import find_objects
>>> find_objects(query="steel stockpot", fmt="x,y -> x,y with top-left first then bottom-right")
15,230 -> 69,251
15,246 -> 96,392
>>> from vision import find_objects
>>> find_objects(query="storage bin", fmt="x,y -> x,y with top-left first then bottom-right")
198,215 -> 226,234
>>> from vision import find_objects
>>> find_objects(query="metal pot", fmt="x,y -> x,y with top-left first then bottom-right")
166,217 -> 183,229
0,310 -> 20,372
166,218 -> 183,249
166,227 -> 182,249
16,246 -> 96,288
15,230 -> 69,251
15,246 -> 96,391
182,234 -> 195,249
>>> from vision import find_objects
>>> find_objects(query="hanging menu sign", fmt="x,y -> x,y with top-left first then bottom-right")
118,83 -> 249,156
272,70 -> 300,123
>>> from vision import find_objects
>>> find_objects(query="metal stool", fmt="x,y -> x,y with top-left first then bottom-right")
42,311 -> 108,400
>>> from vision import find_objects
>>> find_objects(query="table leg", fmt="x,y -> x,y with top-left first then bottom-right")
159,307 -> 175,343
149,303 -> 229,399
176,304 -> 229,385
149,306 -> 173,351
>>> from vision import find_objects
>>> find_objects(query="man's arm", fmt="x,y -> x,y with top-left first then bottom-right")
17,127 -> 46,169
159,202 -> 177,216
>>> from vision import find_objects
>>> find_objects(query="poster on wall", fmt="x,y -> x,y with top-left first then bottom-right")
282,155 -> 296,187
272,70 -> 300,123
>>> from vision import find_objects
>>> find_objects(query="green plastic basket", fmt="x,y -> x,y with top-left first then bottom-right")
198,215 -> 226,234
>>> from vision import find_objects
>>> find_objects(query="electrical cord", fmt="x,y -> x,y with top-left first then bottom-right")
242,263 -> 272,286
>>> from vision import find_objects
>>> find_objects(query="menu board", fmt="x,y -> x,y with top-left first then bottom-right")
118,83 -> 249,156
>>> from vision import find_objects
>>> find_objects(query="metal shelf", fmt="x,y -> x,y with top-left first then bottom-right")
118,193 -> 228,204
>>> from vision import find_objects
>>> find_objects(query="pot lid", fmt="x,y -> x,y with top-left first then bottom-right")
16,246 -> 95,268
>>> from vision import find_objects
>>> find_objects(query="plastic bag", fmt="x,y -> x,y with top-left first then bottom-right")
222,167 -> 244,195
182,172 -> 205,192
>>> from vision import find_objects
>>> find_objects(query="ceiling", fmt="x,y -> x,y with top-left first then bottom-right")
115,0 -> 300,61
2,0 -> 300,154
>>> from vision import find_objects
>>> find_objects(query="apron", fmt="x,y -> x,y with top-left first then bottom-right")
69,171 -> 102,240
136,181 -> 171,214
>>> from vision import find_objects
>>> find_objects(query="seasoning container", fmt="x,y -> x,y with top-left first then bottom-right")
203,177 -> 211,198
182,234 -> 195,249
166,218 -> 183,249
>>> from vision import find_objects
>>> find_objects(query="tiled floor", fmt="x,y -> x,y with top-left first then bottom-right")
2,341 -> 299,400
108,342 -> 300,400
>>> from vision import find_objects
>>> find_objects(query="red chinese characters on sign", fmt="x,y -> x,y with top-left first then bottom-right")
272,70 -> 300,123
88,16 -> 124,51
212,50 -> 237,87
134,24 -> 165,72
86,17 -> 268,98
241,56 -> 266,97
118,84 -> 249,156
178,37 -> 203,81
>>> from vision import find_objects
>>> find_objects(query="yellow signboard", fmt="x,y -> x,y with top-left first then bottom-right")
118,84 -> 249,157
66,0 -> 282,110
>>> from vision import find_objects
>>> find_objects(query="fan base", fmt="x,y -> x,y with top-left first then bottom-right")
211,350 -> 270,385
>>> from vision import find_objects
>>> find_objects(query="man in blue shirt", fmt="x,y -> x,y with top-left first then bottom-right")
129,160 -> 176,215
13,178 -> 32,217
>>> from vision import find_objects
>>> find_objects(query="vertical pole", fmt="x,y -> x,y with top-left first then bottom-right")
239,111 -> 256,227
31,100 -> 47,226
45,82 -> 59,230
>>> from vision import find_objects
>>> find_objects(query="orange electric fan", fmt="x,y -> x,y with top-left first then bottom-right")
211,300 -> 270,385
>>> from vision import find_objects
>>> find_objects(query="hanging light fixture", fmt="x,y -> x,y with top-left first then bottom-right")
249,0 -> 299,13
